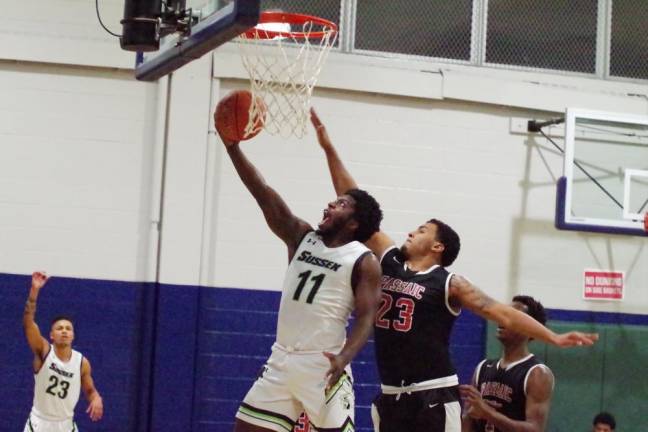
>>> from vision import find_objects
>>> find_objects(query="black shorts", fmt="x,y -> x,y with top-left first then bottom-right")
371,386 -> 460,432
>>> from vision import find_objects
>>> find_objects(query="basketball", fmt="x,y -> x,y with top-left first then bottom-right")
214,90 -> 266,142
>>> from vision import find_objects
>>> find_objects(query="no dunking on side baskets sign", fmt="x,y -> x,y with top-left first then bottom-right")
584,269 -> 624,301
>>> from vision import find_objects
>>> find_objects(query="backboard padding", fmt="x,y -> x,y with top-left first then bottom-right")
135,0 -> 260,81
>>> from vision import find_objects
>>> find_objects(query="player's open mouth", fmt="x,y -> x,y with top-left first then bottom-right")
319,209 -> 332,227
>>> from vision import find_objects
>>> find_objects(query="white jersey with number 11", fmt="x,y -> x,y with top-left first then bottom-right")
276,231 -> 370,352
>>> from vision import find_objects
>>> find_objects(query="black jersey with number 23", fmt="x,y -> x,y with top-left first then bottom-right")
374,247 -> 459,386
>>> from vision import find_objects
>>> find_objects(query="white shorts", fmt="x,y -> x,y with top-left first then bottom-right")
24,414 -> 78,432
236,344 -> 355,432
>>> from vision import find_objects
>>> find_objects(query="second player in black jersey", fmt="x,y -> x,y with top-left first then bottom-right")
461,296 -> 554,432
473,356 -> 544,430
312,108 -> 598,432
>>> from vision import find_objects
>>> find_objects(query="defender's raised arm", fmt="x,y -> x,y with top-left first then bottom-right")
311,108 -> 394,258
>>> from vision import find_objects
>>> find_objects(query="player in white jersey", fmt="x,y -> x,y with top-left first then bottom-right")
23,272 -> 103,432
215,125 -> 383,432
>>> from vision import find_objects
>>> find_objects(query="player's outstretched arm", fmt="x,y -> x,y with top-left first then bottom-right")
217,131 -> 311,257
449,275 -> 598,347
323,253 -> 381,390
23,271 -> 50,363
310,108 -> 358,195
310,108 -> 394,257
81,358 -> 104,422
459,365 -> 554,432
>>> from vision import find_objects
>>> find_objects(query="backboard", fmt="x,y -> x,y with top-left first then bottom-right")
135,0 -> 260,81
556,108 -> 648,236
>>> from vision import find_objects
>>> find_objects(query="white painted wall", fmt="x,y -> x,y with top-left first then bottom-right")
1,0 -> 132,68
205,83 -> 648,314
1,3 -> 646,314
0,62 -> 158,281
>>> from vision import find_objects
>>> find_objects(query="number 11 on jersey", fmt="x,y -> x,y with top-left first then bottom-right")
293,270 -> 325,304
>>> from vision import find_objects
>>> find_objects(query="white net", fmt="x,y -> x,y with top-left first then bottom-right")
238,15 -> 338,139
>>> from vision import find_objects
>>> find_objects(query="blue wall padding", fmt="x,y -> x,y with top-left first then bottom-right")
549,308 -> 648,325
1,273 -> 485,432
0,273 -> 156,432
149,283 -> 201,431
192,287 -> 486,432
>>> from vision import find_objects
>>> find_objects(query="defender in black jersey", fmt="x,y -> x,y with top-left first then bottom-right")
461,296 -> 554,432
311,109 -> 598,432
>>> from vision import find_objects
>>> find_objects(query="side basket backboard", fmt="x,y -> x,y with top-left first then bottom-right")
135,0 -> 260,81
556,108 -> 648,236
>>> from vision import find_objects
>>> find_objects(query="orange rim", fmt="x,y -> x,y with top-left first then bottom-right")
243,12 -> 338,40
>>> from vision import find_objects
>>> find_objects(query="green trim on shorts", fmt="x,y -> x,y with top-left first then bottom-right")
238,405 -> 293,432
341,422 -> 355,432
311,416 -> 355,432
325,372 -> 351,404
28,418 -> 35,432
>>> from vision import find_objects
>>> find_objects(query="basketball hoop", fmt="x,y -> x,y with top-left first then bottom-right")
237,12 -> 338,138
644,213 -> 648,234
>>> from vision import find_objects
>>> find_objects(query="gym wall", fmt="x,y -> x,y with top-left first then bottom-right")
1,2 -> 646,431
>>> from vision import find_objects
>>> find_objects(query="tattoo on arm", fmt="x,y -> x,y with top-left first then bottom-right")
452,275 -> 495,314
475,290 -> 496,313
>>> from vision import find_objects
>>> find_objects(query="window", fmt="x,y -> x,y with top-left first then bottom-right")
610,0 -> 648,80
355,0 -> 473,61
231,0 -> 648,82
486,0 -> 598,73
